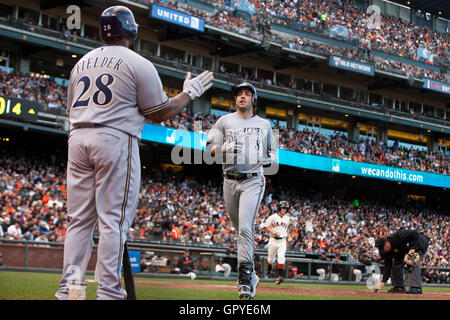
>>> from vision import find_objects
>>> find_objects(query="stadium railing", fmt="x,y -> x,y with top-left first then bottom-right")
0,16 -> 100,48
0,15 -> 448,127
146,55 -> 450,127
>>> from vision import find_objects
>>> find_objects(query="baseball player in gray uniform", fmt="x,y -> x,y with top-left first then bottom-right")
206,82 -> 276,299
261,200 -> 291,285
55,6 -> 213,300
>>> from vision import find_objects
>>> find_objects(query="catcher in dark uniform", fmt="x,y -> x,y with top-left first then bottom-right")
375,229 -> 430,294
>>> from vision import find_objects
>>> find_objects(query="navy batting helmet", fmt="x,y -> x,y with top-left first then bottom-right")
99,6 -> 138,42
234,82 -> 258,101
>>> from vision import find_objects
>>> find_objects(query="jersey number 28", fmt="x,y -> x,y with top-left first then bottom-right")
73,73 -> 115,109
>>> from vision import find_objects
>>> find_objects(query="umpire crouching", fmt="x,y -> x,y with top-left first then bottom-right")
375,229 -> 430,294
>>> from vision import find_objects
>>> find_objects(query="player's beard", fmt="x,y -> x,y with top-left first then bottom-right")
236,100 -> 253,115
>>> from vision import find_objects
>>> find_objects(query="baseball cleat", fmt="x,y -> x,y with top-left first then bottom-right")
237,272 -> 259,299
387,286 -> 406,293
275,276 -> 284,285
238,284 -> 252,299
251,272 -> 260,295
406,287 -> 422,294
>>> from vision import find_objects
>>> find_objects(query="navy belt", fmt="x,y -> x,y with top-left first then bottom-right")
274,237 -> 285,240
224,172 -> 260,180
72,123 -> 104,129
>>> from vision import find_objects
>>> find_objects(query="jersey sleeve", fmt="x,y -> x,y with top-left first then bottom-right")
135,58 -> 170,116
261,215 -> 273,229
206,116 -> 224,146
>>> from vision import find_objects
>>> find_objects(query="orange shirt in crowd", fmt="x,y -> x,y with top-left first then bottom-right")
42,194 -> 51,204
171,226 -> 180,240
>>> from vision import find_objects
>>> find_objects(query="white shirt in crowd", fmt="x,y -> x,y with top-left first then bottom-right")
305,220 -> 314,233
7,224 -> 22,239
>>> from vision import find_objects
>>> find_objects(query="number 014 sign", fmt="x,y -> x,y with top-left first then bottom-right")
0,95 -> 42,121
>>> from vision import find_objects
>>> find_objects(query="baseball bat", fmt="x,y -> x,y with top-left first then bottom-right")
123,241 -> 137,300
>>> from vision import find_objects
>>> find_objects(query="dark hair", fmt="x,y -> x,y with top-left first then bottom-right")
375,237 -> 385,249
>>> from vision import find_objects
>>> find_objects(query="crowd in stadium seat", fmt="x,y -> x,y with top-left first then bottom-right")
1,152 -> 448,281
243,0 -> 448,64
155,110 -> 450,175
154,0 -> 449,84
1,0 -> 447,83
0,154 -> 68,244
0,70 -> 67,114
277,127 -> 450,175
1,66 -> 448,175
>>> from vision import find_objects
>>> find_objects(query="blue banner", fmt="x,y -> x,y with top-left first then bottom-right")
235,0 -> 256,15
121,250 -> 141,273
422,78 -> 450,95
140,124 -> 450,189
150,4 -> 205,32
329,56 -> 375,76
278,150 -> 449,188
330,25 -> 350,40
416,47 -> 433,62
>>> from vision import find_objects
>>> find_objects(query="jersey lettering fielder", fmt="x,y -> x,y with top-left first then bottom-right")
206,83 -> 277,299
261,200 -> 291,284
55,6 -> 213,300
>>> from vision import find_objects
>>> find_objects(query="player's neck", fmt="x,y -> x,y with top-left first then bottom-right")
104,38 -> 132,49
236,108 -> 253,119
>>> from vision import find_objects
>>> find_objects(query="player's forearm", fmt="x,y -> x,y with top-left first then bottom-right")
145,92 -> 191,123
265,227 -> 276,236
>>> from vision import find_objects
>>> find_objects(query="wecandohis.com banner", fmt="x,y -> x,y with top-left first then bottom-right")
141,124 -> 449,189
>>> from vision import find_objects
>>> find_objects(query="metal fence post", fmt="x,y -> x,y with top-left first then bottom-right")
261,257 -> 266,277
329,262 -> 333,280
24,241 -> 29,268
210,254 -> 214,276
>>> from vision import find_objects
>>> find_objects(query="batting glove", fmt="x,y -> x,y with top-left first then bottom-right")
183,71 -> 214,100
261,153 -> 276,167
221,140 -> 243,155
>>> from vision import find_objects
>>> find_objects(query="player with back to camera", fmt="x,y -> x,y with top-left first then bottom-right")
206,82 -> 277,299
55,5 -> 213,300
261,200 -> 291,284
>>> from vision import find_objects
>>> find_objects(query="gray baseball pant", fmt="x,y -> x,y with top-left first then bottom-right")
55,126 -> 140,300
391,252 -> 426,289
223,175 -> 265,270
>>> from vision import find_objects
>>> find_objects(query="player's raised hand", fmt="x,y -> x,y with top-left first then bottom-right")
183,70 -> 214,100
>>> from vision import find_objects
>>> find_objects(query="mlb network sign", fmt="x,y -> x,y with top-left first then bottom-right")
329,56 -> 375,76
150,4 -> 205,32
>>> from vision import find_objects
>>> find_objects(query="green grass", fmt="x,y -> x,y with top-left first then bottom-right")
0,271 -> 449,300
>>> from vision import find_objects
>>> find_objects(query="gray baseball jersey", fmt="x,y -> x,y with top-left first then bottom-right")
206,112 -> 273,174
56,45 -> 168,300
66,45 -> 169,138
207,112 -> 272,269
